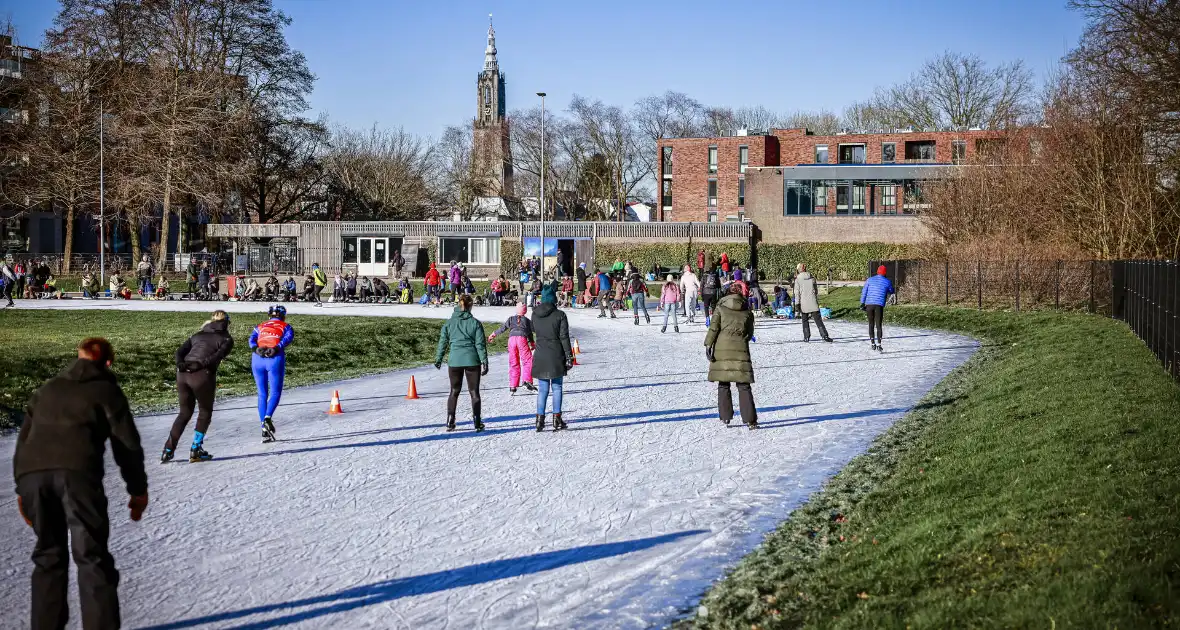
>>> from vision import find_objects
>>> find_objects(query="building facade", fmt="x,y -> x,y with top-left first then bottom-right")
657,127 -> 1007,225
471,18 -> 514,197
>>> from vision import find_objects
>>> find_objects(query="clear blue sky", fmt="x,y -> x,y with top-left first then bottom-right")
3,0 -> 1087,140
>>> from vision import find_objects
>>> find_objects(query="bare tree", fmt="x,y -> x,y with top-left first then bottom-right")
567,95 -> 648,219
241,114 -> 328,224
732,105 -> 780,132
322,124 -> 436,221
781,109 -> 841,134
703,106 -> 737,137
631,91 -> 706,189
435,124 -> 496,221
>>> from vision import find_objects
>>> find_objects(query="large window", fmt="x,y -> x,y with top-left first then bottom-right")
440,237 -> 500,264
342,237 -> 358,264
815,144 -> 828,163
707,179 -> 717,207
952,140 -> 967,164
851,183 -> 866,214
836,184 -> 848,213
662,179 -> 672,208
662,146 -> 672,177
903,181 -> 926,214
738,178 -> 745,207
904,140 -> 936,161
882,142 -> 896,163
784,180 -> 813,215
838,144 -> 866,164
707,146 -> 718,173
880,185 -> 898,214
814,184 -> 828,213
738,145 -> 748,173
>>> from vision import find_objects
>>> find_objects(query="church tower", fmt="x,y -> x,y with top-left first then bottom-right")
473,15 -> 514,197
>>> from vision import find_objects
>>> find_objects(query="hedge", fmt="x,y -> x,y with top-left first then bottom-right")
594,242 -> 915,281
498,239 -> 523,277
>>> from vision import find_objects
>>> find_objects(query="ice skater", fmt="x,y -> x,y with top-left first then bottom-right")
659,274 -> 681,333
435,294 -> 489,432
628,272 -> 650,325
680,265 -> 700,323
488,303 -> 537,395
705,283 -> 758,429
860,265 -> 895,352
250,305 -> 294,443
531,283 -> 573,431
793,263 -> 833,343
163,310 -> 234,462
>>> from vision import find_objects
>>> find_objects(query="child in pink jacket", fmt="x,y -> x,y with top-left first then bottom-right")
489,303 -> 538,394
659,274 -> 681,334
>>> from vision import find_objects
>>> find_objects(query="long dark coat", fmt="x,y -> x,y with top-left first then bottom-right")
530,303 -> 572,380
704,293 -> 755,384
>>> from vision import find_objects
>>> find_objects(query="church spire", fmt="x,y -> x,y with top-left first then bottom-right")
483,14 -> 498,71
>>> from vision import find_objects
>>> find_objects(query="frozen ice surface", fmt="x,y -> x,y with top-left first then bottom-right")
0,299 -> 976,628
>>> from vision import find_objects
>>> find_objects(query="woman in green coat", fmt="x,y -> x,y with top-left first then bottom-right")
435,294 -> 489,432
704,283 -> 758,429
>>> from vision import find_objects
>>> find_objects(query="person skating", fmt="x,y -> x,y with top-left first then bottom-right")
861,265 -> 895,352
434,294 -> 488,432
249,306 -> 294,443
596,270 -> 615,318
448,261 -> 462,298
425,262 -> 442,306
531,283 -> 573,431
575,263 -> 588,296
1,258 -> 15,307
701,265 -> 721,326
704,283 -> 758,429
680,265 -> 700,323
311,263 -> 327,306
14,337 -> 148,630
659,274 -> 681,333
793,263 -> 832,343
489,303 -> 537,394
628,272 -> 650,325
162,311 -> 234,463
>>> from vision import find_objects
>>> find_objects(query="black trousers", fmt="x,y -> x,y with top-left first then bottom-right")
187,280 -> 197,297
800,311 -> 830,341
717,382 -> 757,426
17,470 -> 120,630
702,293 -> 718,319
866,304 -> 884,341
447,366 -> 482,420
3,281 -> 13,304
165,370 -> 217,451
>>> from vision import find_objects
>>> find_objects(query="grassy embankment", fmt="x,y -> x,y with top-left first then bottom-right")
689,287 -> 1180,628
0,311 -> 504,428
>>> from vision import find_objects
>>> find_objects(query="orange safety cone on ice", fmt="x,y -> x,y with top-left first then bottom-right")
573,339 -> 582,355
406,375 -> 420,400
328,390 -> 344,415
570,354 -> 579,366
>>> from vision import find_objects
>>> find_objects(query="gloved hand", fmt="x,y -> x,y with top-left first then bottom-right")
859,303 -> 866,311
17,496 -> 31,527
480,363 -> 489,376
705,346 -> 716,362
565,358 -> 574,371
434,361 -> 442,370
128,493 -> 148,522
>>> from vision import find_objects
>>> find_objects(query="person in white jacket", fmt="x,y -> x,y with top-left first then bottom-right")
680,265 -> 701,324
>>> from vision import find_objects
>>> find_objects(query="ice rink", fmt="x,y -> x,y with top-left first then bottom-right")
0,299 -> 976,628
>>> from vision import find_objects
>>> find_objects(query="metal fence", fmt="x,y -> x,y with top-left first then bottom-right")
869,259 -> 1112,315
1111,260 -> 1179,382
243,242 -> 301,275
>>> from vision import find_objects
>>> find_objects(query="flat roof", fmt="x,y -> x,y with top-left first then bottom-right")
753,164 -> 954,180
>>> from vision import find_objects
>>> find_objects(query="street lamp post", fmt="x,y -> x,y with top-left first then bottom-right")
536,92 -> 545,276
99,99 -> 105,289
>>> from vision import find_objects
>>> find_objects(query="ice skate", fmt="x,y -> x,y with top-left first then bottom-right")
674,325 -> 679,333
263,416 -> 276,437
553,413 -> 567,431
597,313 -> 605,319
747,421 -> 759,430
160,448 -> 174,463
661,325 -> 666,333
522,381 -> 538,393
633,316 -> 639,326
823,337 -> 833,343
610,312 -> 617,319
510,387 -> 517,396
446,414 -> 457,432
262,416 -> 276,443
536,414 -> 545,432
876,342 -> 884,353
189,445 -> 213,462
474,417 -> 485,432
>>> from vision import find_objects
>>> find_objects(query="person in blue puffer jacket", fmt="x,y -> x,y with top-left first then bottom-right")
249,305 -> 295,443
860,265 -> 895,352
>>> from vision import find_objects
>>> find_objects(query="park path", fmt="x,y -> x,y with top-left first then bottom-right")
0,299 -> 975,628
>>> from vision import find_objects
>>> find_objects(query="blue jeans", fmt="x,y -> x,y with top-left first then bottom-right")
662,303 -> 678,327
251,353 -> 286,424
631,293 -> 649,317
537,377 -> 564,415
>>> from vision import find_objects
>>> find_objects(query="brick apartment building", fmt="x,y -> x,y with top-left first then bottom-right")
657,127 -> 1007,224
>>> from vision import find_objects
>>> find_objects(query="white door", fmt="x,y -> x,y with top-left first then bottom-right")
358,238 -> 389,277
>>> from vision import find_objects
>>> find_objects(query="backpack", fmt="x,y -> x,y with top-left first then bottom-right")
703,273 -> 719,293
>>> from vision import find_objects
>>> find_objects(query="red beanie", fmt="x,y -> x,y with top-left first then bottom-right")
877,265 -> 888,276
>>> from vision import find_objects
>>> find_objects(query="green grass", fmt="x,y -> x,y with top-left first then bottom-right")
0,310 -> 505,427
689,287 -> 1180,628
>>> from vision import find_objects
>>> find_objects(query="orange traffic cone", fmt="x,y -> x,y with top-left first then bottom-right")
571,354 -> 579,366
406,375 -> 420,400
573,339 -> 582,355
328,390 -> 344,415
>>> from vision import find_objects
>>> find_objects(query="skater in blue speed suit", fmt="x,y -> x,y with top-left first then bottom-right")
250,305 -> 295,443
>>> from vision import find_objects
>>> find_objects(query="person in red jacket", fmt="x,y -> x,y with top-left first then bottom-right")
424,262 -> 442,307
720,252 -> 731,280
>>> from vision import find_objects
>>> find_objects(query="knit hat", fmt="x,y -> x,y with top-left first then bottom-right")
666,274 -> 674,282
541,284 -> 558,304
579,262 -> 586,269
877,265 -> 887,276
516,303 -> 527,316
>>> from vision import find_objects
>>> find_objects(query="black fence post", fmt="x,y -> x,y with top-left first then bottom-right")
917,259 -> 922,304
977,260 -> 983,310
1055,260 -> 1061,310
1090,260 -> 1096,314
1015,260 -> 1021,312
945,261 -> 950,305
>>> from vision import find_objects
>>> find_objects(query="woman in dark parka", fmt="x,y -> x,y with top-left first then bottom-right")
531,282 -> 573,432
704,283 -> 758,429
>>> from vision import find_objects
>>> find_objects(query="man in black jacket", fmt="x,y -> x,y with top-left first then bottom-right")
14,337 -> 148,630
163,311 -> 235,463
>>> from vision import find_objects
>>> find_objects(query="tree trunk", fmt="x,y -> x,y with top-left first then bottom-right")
63,195 -> 75,274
